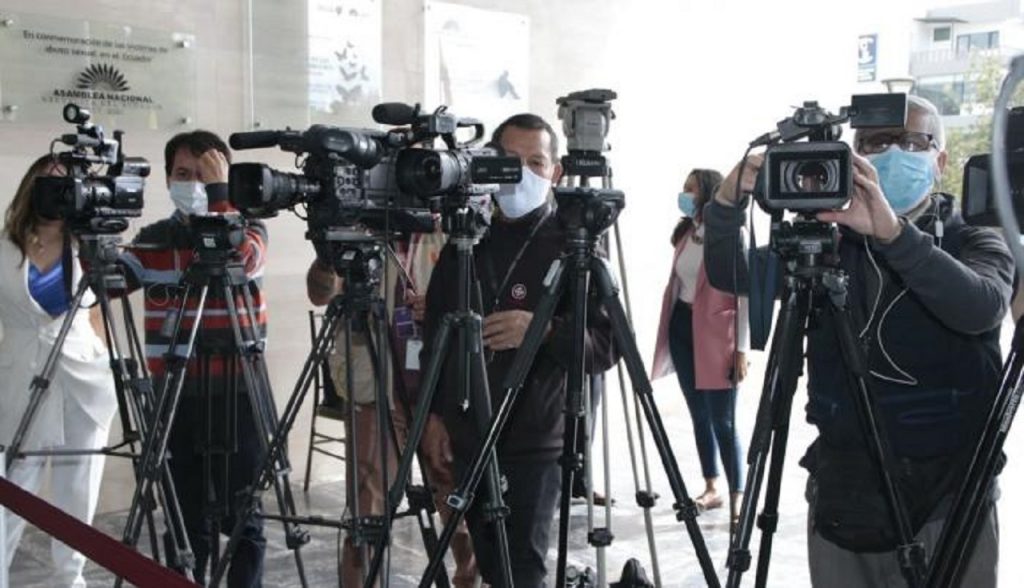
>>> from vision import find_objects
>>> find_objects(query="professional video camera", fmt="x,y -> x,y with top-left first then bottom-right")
961,106 -> 1024,228
227,102 -> 520,237
32,103 -> 149,234
751,93 -> 907,212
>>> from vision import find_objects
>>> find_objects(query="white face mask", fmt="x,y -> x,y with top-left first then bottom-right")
494,167 -> 551,219
169,181 -> 208,215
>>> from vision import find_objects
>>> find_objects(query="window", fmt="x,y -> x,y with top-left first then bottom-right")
933,26 -> 951,42
956,30 -> 1000,54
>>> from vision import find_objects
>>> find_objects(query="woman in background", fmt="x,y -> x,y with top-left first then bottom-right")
652,168 -> 748,527
0,155 -> 118,587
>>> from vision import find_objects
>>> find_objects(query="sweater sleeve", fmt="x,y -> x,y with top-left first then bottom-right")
872,221 -> 1013,334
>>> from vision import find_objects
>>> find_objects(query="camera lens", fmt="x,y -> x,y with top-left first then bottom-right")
781,159 -> 840,194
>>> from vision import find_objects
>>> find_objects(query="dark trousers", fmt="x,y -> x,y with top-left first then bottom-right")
458,457 -> 561,587
668,300 -> 745,492
165,391 -> 267,588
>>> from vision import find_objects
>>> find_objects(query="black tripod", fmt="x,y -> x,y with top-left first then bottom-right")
6,232 -> 195,579
725,217 -> 925,588
923,314 -> 1023,587
119,216 -> 309,586
212,230 -> 452,588
417,188 -> 719,588
365,208 -> 513,588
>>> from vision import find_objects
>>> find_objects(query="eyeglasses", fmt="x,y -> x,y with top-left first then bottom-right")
856,131 -> 938,155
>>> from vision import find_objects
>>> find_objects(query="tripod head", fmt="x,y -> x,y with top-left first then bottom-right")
311,228 -> 386,310
553,187 -> 625,241
770,213 -> 840,273
76,232 -> 126,268
440,199 -> 490,248
188,213 -> 247,270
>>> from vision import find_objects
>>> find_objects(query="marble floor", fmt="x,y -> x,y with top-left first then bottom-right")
8,317 -> 1024,587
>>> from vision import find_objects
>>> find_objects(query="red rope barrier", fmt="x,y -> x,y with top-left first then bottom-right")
0,477 -> 196,587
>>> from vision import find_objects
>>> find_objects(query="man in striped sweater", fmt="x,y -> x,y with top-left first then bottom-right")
118,130 -> 269,587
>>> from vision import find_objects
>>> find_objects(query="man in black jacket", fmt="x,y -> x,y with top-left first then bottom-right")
421,113 -> 617,586
704,95 -> 1012,587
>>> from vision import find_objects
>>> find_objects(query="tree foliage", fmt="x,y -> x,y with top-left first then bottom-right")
939,54 -> 1024,197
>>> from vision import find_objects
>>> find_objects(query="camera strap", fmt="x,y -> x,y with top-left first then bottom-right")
484,209 -> 550,313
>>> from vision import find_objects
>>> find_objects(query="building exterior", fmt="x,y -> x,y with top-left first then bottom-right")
909,0 -> 1024,127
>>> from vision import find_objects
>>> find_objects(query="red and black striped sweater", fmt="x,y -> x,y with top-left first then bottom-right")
118,183 -> 268,392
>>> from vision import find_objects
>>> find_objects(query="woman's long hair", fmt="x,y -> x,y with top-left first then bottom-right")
4,155 -> 65,264
671,168 -> 723,247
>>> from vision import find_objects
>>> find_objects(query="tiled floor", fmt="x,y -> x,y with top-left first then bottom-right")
9,317 -> 1024,587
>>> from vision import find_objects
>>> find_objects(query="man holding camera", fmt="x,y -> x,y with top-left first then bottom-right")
705,95 -> 1012,587
421,113 -> 618,586
117,131 -> 269,587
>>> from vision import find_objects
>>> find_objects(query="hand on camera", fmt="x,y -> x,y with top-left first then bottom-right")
816,153 -> 902,244
715,154 -> 764,207
198,149 -> 229,184
482,310 -> 536,351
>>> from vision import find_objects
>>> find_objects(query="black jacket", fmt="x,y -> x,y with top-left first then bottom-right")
423,204 -> 618,462
704,194 -> 1014,458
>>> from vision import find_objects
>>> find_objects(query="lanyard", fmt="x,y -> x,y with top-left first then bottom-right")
486,210 -> 549,313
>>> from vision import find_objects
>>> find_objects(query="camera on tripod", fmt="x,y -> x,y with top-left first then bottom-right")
32,103 -> 150,234
227,102 -> 521,236
961,106 -> 1024,228
188,213 -> 247,260
553,88 -> 625,235
752,93 -> 907,212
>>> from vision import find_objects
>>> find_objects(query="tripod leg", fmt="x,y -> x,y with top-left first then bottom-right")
119,283 -> 209,575
467,317 -> 513,588
365,315 -> 456,588
926,326 -> 1024,587
418,257 -> 567,588
555,252 -> 592,588
211,296 -> 345,587
829,293 -> 924,588
221,282 -> 309,587
590,257 -> 721,588
6,277 -> 94,469
364,304 -> 453,588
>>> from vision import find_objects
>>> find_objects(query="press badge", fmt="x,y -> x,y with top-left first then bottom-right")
406,338 -> 423,371
394,305 -> 416,339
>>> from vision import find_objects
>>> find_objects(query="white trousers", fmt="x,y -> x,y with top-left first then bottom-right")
4,397 -> 110,588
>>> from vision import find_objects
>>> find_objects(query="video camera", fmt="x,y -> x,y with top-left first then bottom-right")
32,103 -> 149,234
553,89 -> 626,236
227,103 -> 521,238
752,93 -> 907,212
961,106 -> 1024,228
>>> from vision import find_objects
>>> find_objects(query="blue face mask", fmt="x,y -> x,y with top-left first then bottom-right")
867,147 -> 937,214
677,191 -> 697,217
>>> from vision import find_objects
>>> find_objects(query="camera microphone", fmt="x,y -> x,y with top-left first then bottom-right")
229,130 -> 283,150
372,102 -> 418,126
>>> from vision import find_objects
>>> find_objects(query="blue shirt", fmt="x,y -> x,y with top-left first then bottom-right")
28,261 -> 70,317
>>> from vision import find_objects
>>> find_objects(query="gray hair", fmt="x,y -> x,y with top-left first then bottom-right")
907,94 -> 945,150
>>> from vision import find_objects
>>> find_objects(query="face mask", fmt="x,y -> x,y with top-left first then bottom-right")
169,181 -> 208,216
866,147 -> 936,214
677,192 -> 697,217
494,167 -> 551,219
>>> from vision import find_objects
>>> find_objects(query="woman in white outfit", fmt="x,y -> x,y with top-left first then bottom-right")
0,155 -> 118,587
